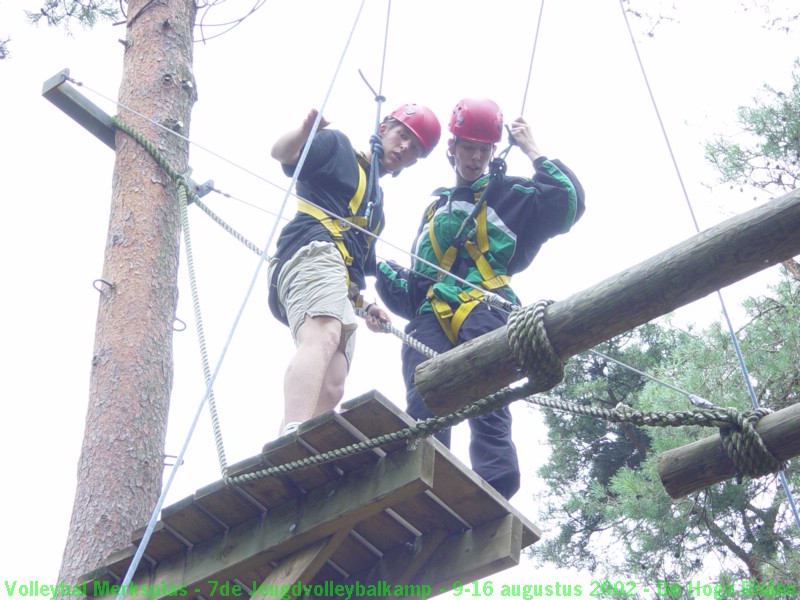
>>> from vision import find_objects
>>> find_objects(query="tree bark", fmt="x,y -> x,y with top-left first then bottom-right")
57,0 -> 197,586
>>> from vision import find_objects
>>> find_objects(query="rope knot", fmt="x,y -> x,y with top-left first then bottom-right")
506,300 -> 564,394
718,407 -> 786,483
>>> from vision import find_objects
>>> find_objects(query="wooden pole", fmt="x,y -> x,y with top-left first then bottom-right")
657,402 -> 800,498
53,0 -> 198,588
415,186 -> 800,416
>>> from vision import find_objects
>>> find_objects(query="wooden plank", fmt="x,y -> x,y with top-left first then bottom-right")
251,531 -> 349,600
325,532 -> 381,576
338,528 -> 450,598
296,411 -> 381,472
343,392 -> 541,544
226,454 -> 297,509
129,521 -> 186,562
257,410 -> 382,492
657,401 -> 800,498
430,443 -> 542,547
260,426 -> 341,493
86,441 -> 435,599
389,492 -> 467,535
193,480 -> 264,527
342,515 -> 523,600
351,511 -> 416,553
415,187 -> 800,415
409,514 -> 523,598
339,391 -> 417,455
160,495 -> 227,544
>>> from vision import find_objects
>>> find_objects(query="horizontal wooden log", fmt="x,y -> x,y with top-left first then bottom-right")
657,401 -> 800,498
417,187 -> 800,416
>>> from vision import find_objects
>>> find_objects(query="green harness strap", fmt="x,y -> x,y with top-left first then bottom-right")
425,191 -> 510,344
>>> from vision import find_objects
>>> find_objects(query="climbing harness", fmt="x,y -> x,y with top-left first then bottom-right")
105,2 -> 379,594
96,0 -> 797,575
113,104 -> 788,497
295,150 -> 383,291
426,154 -> 515,344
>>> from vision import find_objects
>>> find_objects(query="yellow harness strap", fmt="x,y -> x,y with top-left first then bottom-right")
426,192 -> 509,343
296,157 -> 373,288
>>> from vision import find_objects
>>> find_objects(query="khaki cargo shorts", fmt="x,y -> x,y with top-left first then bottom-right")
269,241 -> 357,367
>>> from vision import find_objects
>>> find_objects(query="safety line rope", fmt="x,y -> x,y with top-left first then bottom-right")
519,0 -> 546,116
104,116 -> 789,502
70,75 -> 518,316
84,7 -> 791,566
617,0 -> 799,528
109,1 -> 372,595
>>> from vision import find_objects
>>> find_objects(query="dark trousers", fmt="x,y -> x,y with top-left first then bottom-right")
401,306 -> 521,500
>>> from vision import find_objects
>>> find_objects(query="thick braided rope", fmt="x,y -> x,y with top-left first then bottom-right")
225,383 -> 525,485
504,300 -> 783,480
718,407 -> 785,481
112,118 -> 194,193
192,198 -> 264,256
177,183 -> 231,477
113,117 -> 234,478
354,306 -> 438,359
108,118 -> 785,487
114,117 -> 264,258
523,393 -> 785,480
506,300 -> 565,393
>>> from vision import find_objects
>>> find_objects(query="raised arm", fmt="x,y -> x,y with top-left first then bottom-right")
270,109 -> 330,166
507,116 -> 543,163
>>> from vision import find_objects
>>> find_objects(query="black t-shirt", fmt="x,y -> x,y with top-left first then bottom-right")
268,129 -> 384,324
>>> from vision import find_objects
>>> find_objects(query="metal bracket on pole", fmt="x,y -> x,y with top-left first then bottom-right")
42,68 -> 116,150
42,68 -> 213,199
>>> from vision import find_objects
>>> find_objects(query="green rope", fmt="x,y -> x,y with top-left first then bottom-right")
112,118 -> 193,192
113,117 -> 232,479
192,197 -> 263,256
354,306 -> 438,359
506,301 -> 785,482
507,299 -> 564,392
177,179 -> 231,479
113,117 -> 785,490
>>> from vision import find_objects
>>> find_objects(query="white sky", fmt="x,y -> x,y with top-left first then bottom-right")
1,0 -> 798,595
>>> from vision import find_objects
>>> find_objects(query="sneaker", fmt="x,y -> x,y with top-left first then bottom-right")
281,421 -> 302,436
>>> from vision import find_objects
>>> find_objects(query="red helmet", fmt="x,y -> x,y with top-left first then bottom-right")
448,98 -> 503,144
389,104 -> 441,157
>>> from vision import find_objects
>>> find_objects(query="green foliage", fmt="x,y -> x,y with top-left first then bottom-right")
531,276 -> 800,589
26,0 -> 119,33
704,58 -> 800,195
0,37 -> 10,60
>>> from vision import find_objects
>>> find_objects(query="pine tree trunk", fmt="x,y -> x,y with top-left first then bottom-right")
57,0 -> 197,586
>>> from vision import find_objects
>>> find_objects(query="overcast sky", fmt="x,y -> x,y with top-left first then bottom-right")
1,0 -> 798,594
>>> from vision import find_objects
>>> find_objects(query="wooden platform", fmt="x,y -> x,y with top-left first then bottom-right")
79,391 -> 541,599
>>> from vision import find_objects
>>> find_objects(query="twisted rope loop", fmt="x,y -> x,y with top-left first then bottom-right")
111,116 -> 785,490
506,300 -> 565,393
504,299 -> 784,481
525,396 -> 785,481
